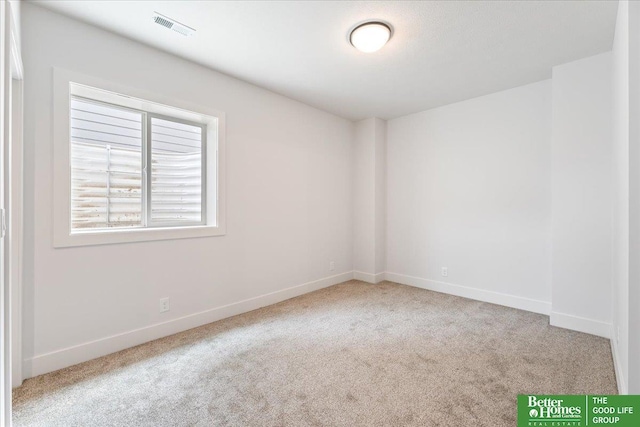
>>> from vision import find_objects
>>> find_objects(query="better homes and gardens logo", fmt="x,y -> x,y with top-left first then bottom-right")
524,395 -> 583,426
518,395 -> 640,427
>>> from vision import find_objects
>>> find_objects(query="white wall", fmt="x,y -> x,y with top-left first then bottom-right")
386,80 -> 552,314
21,3 -> 354,377
610,0 -> 640,396
353,118 -> 386,282
550,52 -> 613,338
353,119 -> 375,277
374,119 -> 386,277
612,0 -> 630,394
626,0 -> 640,395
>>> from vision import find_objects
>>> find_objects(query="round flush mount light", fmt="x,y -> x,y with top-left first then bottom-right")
349,21 -> 392,53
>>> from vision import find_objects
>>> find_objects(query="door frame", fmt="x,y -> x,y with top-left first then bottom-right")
2,0 -> 23,424
7,0 -> 23,391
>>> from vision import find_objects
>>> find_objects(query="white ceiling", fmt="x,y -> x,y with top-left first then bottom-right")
32,1 -> 618,120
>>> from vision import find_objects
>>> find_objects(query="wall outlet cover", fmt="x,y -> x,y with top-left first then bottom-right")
159,297 -> 170,313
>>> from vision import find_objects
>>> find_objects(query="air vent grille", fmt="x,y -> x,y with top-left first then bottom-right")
153,16 -> 174,29
152,12 -> 195,37
172,25 -> 191,37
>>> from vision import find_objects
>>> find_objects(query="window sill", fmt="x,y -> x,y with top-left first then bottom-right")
54,224 -> 226,248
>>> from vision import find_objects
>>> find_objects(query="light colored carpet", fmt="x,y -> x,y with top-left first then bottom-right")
13,280 -> 617,426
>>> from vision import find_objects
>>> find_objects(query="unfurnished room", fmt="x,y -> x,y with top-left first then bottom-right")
0,0 -> 639,426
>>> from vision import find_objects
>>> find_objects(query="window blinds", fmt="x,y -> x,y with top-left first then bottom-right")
150,117 -> 203,224
70,98 -> 143,229
69,97 -> 205,231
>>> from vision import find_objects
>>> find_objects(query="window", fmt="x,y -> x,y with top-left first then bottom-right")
70,98 -> 205,231
53,68 -> 225,247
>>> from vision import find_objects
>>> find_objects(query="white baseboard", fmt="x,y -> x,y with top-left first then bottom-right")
385,272 -> 551,315
610,326 -> 627,394
353,271 -> 385,284
23,271 -> 354,379
549,311 -> 611,339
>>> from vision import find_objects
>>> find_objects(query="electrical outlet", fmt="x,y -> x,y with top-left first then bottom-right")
329,261 -> 335,271
441,267 -> 448,277
159,297 -> 170,313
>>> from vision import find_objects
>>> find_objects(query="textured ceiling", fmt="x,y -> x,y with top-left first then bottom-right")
32,1 -> 618,120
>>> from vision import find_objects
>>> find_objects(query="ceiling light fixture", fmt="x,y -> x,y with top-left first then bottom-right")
349,21 -> 392,53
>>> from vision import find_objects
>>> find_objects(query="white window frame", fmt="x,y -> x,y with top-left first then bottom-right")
53,68 -> 226,247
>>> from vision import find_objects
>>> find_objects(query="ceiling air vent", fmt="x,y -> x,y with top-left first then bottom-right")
152,12 -> 195,37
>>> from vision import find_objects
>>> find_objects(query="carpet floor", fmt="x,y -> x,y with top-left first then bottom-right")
13,280 -> 617,426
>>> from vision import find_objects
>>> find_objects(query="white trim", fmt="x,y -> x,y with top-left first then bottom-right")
0,2 -> 6,422
353,271 -> 385,284
56,224 -> 225,248
9,70 -> 22,389
2,2 -> 23,422
23,271 -> 354,378
52,67 -> 227,248
610,326 -> 627,394
385,272 -> 551,315
549,311 -> 611,339
8,8 -> 21,80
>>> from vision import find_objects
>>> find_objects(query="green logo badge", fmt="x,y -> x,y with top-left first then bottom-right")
518,395 -> 640,426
